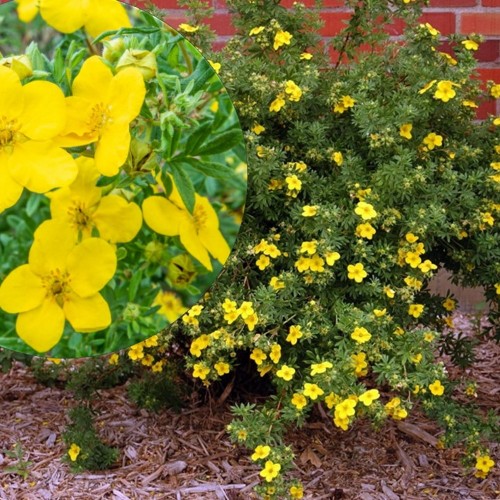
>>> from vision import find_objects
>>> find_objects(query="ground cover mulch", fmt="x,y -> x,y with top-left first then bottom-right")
0,312 -> 498,499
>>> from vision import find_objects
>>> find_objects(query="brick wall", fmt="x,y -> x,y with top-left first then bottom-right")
132,0 -> 500,119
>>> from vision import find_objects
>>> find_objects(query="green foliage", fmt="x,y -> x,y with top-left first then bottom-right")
2,442 -> 33,480
62,405 -> 119,472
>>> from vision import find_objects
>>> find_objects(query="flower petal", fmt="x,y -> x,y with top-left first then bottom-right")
72,55 -> 113,102
85,0 -> 131,38
198,226 -> 230,265
8,140 -> 77,193
56,96 -> 97,146
66,238 -> 117,297
0,66 -> 23,118
94,124 -> 130,176
29,220 -> 77,276
16,298 -> 65,352
142,196 -> 183,236
0,155 -> 24,213
0,264 -> 45,313
108,67 -> 145,123
64,292 -> 111,332
17,0 -> 39,22
19,80 -> 67,140
40,0 -> 88,33
180,223 -> 212,271
93,195 -> 142,243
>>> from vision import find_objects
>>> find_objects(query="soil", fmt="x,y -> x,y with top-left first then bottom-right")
0,312 -> 498,500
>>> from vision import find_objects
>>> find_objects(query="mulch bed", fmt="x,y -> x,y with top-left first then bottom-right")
0,313 -> 498,499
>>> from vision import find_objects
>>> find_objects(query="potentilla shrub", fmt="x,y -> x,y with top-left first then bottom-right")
131,0 -> 498,497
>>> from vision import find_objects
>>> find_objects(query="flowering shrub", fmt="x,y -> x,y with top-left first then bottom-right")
0,1 -> 246,357
119,0 -> 500,497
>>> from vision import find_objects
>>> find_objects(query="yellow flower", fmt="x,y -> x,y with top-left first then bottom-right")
207,60 -> 221,74
462,100 -> 478,108
419,79 -> 437,94
189,334 -> 210,357
433,80 -> 457,102
373,308 -> 386,317
108,353 -> 119,365
310,361 -> 333,375
404,276 -> 423,289
289,485 -> 304,499
273,30 -> 292,50
422,22 -> 439,36
303,383 -> 324,400
358,389 -> 380,406
48,157 -> 142,243
302,205 -> 318,217
354,201 -> 377,220
300,52 -> 313,60
299,240 -> 317,255
341,95 -> 356,108
143,186 -> 230,272
405,251 -> 422,268
352,352 -> 368,376
442,297 -> 456,311
411,353 -> 422,364
141,354 -> 154,367
152,360 -> 164,373
252,123 -> 265,135
192,363 -> 210,380
269,277 -> 285,290
249,26 -> 265,36
0,54 -> 32,79
423,132 -> 443,150
405,232 -> 419,243
384,286 -> 395,298
347,263 -> 368,283
17,0 -> 131,37
335,398 -> 356,420
286,325 -> 303,345
58,56 -> 145,176
252,445 -> 271,461
178,23 -> 199,32
256,254 -> 271,270
269,344 -> 282,363
214,361 -> 230,376
291,393 -> 307,410
294,256 -> 311,272
285,174 -> 302,191
269,94 -> 286,112
116,49 -> 158,81
429,380 -> 444,396
332,151 -> 343,166
263,243 -> 281,258
355,223 -> 376,240
399,123 -> 412,139
325,392 -> 340,409
393,326 -> 404,336
153,290 -> 188,323
250,348 -> 267,366
144,335 -> 158,348
490,84 -> 500,99
276,364 -> 295,381
475,455 -> 494,474
419,259 -> 437,273
462,39 -> 479,51
351,326 -> 371,344
68,443 -> 81,462
0,66 -> 77,213
284,80 -> 302,102
408,303 -> 424,318
244,312 -> 259,331
128,343 -> 144,361
325,251 -> 341,266
0,220 -> 116,352
260,460 -> 281,482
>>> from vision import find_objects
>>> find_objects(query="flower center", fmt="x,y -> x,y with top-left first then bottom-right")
88,102 -> 112,135
42,269 -> 71,306
0,116 -> 21,152
193,205 -> 208,232
67,201 -> 94,233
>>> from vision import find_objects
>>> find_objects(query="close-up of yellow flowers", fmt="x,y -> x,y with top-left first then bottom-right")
0,220 -> 116,352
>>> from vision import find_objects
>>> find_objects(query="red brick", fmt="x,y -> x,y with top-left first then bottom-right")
150,0 -> 185,8
476,40 -> 500,63
428,0 -> 477,6
320,12 -> 352,36
477,68 -> 500,84
461,13 -> 500,35
476,100 -> 497,120
419,12 -> 456,35
281,0 -> 345,6
205,12 -> 236,36
162,15 -> 188,30
482,0 -> 500,6
384,16 -> 406,36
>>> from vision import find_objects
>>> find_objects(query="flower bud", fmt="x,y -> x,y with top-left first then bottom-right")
116,49 -> 157,81
144,241 -> 165,264
122,303 -> 141,322
102,37 -> 126,63
0,54 -> 32,79
167,254 -> 196,289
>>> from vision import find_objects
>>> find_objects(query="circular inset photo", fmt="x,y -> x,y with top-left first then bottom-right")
0,0 -> 247,357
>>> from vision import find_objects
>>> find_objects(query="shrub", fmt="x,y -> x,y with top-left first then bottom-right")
138,0 -> 497,497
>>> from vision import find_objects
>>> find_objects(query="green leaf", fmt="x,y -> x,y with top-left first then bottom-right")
182,58 -> 214,94
193,129 -> 243,156
169,162 -> 195,213
184,158 -> 235,179
128,269 -> 143,302
185,122 -> 213,155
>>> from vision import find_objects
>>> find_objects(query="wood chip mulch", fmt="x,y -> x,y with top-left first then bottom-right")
0,312 -> 498,500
